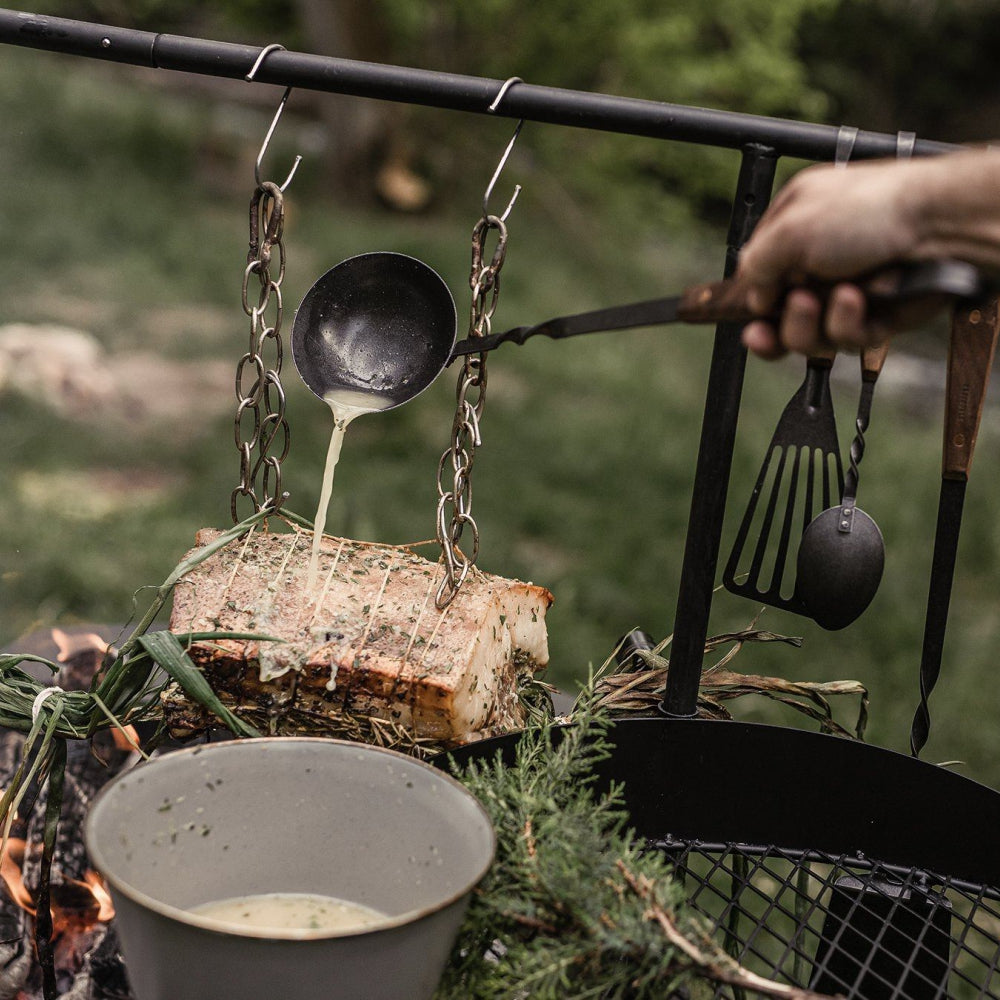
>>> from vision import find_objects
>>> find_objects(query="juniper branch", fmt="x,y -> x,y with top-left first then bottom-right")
435,691 -> 836,1000
618,862 -> 830,1000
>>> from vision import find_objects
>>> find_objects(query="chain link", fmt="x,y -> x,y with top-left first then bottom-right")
231,180 -> 292,523
435,213 -> 510,608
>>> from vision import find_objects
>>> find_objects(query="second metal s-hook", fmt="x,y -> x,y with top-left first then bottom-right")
246,43 -> 303,192
482,77 -> 525,222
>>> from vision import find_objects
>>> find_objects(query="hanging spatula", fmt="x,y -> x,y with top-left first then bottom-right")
722,349 -> 843,615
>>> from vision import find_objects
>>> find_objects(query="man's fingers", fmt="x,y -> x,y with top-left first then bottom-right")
780,289 -> 824,355
741,320 -> 788,359
742,281 -> 896,360
825,283 -> 868,348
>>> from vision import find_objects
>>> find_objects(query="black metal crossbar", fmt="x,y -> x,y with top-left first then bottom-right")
0,8 -> 957,161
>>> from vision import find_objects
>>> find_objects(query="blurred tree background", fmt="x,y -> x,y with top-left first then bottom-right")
26,0 -> 1000,219
5,0 -> 1000,776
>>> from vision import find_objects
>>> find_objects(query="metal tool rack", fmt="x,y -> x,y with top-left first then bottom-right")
0,6 -> 960,721
2,10 -> 997,999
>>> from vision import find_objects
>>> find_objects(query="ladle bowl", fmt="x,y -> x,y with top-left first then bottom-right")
796,505 -> 885,631
291,252 -> 457,410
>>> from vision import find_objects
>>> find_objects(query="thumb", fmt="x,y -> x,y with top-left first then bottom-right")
737,240 -> 787,315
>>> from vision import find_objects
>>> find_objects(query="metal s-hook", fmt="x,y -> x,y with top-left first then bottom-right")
246,44 -> 303,193
488,76 -> 523,113
482,121 -> 523,222
482,77 -> 525,222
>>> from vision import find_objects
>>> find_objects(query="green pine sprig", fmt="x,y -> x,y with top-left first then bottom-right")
436,687 -> 830,1000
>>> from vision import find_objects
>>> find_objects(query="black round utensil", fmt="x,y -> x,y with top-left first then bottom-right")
797,504 -> 885,630
291,252 -> 457,409
796,344 -> 889,630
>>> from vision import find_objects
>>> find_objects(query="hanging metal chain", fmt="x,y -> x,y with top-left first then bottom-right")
434,214 -> 510,608
231,179 -> 292,523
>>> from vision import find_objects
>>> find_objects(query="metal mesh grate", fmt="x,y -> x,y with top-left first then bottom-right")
649,838 -> 1000,999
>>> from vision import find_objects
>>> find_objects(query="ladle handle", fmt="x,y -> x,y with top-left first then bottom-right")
856,341 -> 890,445
677,258 -> 991,327
942,299 -> 1000,480
458,258 -> 993,361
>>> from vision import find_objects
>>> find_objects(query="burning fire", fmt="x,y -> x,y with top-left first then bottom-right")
51,628 -> 109,665
80,871 -> 114,923
0,835 -> 115,926
0,631 -> 127,928
0,629 -> 129,993
50,628 -> 139,752
0,836 -> 34,915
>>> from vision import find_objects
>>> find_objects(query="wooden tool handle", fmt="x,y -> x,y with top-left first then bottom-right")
861,342 -> 890,382
676,277 -> 758,324
677,259 -> 990,327
943,298 -> 1000,479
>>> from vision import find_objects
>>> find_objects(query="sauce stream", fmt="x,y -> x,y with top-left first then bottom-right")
307,390 -> 392,591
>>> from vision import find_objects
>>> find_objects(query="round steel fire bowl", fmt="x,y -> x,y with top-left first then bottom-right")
86,738 -> 494,1000
440,718 -> 1000,999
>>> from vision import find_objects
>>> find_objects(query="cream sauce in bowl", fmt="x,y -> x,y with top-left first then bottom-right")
190,892 -> 388,938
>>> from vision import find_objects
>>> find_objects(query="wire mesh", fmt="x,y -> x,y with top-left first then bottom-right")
648,837 -> 1000,999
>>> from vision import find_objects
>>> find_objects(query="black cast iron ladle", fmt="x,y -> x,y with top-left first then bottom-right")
291,251 -> 457,409
795,343 -> 890,630
292,257 -> 986,414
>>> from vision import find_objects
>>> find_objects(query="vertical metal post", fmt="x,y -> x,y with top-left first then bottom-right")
660,143 -> 778,717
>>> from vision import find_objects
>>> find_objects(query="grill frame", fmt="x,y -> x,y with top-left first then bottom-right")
442,718 -> 1000,999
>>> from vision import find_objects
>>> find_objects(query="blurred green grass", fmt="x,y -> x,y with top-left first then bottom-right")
3,48 -> 1000,784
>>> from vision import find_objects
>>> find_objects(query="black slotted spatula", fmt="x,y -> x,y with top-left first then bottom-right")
723,351 -> 844,615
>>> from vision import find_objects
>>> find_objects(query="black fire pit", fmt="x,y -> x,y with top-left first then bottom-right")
443,717 -> 1000,999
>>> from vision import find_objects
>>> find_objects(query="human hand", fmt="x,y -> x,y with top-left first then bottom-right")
737,158 -> 922,357
741,283 -> 883,359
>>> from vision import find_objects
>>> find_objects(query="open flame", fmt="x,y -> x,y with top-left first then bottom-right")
51,628 -> 109,665
6,632 -> 124,930
0,629 -> 130,994
0,837 -> 115,927
0,836 -> 34,915
80,871 -> 114,923
50,628 -> 139,753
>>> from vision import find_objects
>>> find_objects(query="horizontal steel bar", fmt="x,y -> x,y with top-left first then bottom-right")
0,7 -> 959,161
